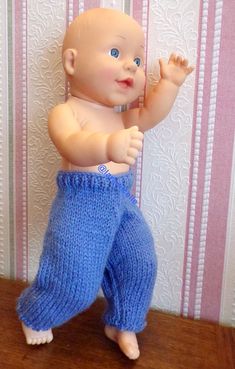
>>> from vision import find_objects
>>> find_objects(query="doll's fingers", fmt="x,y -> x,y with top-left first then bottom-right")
159,58 -> 167,69
186,65 -> 195,75
130,130 -> 144,141
130,138 -> 143,151
128,125 -> 139,132
125,156 -> 136,166
182,58 -> 189,67
169,53 -> 177,63
176,56 -> 180,64
127,147 -> 139,159
176,55 -> 184,65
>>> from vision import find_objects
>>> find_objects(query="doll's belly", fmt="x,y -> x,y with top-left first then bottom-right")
60,159 -> 130,175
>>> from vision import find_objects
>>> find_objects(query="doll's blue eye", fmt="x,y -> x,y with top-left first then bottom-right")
134,57 -> 142,67
109,48 -> 120,58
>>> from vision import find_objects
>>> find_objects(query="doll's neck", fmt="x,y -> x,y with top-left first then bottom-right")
69,94 -> 115,112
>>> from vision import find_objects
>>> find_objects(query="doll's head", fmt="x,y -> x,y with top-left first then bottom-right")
62,8 -> 145,107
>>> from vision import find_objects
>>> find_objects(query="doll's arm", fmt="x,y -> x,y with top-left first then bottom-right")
48,103 -> 143,166
48,104 -> 110,166
122,54 -> 194,133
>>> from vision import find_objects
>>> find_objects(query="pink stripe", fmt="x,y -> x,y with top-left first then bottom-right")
65,1 -> 70,99
182,0 -> 235,323
73,1 -> 79,16
181,0 -> 216,317
14,1 -> 28,280
187,0 -> 217,318
181,0 -> 204,315
132,0 -> 145,24
200,0 -> 235,321
132,0 -> 150,208
65,0 -> 69,26
84,0 -> 100,11
64,0 -> 85,98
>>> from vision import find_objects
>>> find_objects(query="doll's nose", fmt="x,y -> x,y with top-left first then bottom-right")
123,59 -> 137,72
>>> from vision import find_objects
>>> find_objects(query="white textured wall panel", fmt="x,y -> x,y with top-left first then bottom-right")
141,0 -> 200,313
27,0 -> 66,280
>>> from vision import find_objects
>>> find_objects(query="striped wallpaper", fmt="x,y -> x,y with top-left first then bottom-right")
0,0 -> 234,327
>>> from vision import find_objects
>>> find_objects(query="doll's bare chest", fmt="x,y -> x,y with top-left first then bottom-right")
79,111 -> 124,133
68,100 -> 125,133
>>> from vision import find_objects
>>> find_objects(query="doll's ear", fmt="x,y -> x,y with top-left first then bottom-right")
62,48 -> 77,76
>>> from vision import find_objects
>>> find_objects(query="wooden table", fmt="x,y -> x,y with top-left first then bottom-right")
0,278 -> 234,369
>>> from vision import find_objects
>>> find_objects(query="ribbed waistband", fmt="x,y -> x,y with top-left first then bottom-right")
56,169 -> 134,192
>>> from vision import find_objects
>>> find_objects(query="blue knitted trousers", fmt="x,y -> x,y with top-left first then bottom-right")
16,169 -> 157,333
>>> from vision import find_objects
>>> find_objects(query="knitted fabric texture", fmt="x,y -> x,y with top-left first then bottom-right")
17,169 -> 157,332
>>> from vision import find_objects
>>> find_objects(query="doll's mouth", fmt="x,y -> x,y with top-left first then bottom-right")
116,78 -> 134,88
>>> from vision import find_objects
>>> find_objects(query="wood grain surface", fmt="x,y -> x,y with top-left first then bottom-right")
0,278 -> 234,369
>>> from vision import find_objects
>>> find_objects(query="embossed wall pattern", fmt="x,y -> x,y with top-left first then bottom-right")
0,0 -> 234,327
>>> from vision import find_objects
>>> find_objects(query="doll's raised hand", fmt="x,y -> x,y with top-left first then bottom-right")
159,53 -> 194,87
122,53 -> 194,133
107,126 -> 143,166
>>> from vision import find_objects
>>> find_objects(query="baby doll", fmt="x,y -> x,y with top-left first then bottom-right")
16,7 -> 194,360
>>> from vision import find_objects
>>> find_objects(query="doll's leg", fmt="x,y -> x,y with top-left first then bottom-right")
16,173 -> 122,345
101,204 -> 157,358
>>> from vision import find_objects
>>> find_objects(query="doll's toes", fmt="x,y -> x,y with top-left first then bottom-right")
104,325 -> 118,343
21,322 -> 53,345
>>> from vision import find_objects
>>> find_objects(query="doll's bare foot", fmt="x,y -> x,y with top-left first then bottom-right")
21,322 -> 53,345
104,325 -> 140,360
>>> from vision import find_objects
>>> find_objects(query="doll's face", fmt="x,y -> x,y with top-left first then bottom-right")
65,12 -> 146,107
